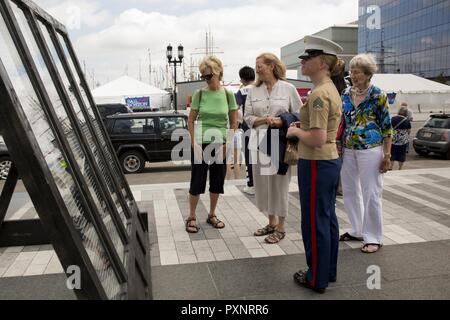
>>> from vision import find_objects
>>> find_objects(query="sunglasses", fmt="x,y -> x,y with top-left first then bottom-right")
201,74 -> 214,81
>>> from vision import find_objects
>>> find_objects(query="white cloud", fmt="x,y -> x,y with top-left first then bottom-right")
34,0 -> 112,29
68,0 -> 358,86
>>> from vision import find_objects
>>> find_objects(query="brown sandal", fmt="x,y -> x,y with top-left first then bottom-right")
185,217 -> 199,233
254,225 -> 277,237
264,230 -> 286,244
206,215 -> 225,229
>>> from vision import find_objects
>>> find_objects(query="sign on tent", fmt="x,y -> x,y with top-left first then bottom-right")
126,96 -> 151,109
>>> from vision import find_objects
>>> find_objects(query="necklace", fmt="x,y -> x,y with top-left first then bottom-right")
351,85 -> 370,96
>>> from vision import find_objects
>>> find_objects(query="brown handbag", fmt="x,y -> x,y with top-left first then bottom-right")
284,140 -> 299,165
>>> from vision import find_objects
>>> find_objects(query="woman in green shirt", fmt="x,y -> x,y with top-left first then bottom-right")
186,56 -> 238,233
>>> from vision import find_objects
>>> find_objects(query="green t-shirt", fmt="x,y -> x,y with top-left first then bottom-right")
191,88 -> 238,144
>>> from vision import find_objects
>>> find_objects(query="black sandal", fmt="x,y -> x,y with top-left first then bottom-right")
339,232 -> 362,242
206,215 -> 225,229
361,243 -> 382,254
185,217 -> 200,233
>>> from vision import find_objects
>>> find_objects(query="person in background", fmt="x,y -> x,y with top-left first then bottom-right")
402,102 -> 414,122
401,102 -> 413,154
236,66 -> 256,194
287,35 -> 344,294
186,56 -> 238,233
339,54 -> 393,254
390,106 -> 412,170
245,53 -> 302,244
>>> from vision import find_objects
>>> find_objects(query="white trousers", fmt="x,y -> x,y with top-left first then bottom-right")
341,146 -> 384,244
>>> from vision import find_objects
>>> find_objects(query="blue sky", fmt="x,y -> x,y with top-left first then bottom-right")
33,0 -> 359,87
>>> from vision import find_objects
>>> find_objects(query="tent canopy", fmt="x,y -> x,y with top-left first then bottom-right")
371,74 -> 450,114
92,76 -> 171,109
371,74 -> 450,94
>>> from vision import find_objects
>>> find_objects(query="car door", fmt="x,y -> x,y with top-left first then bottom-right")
157,116 -> 189,161
109,117 -> 158,160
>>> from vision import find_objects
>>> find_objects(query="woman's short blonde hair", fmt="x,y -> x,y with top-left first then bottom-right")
255,53 -> 286,87
199,55 -> 224,80
349,54 -> 378,77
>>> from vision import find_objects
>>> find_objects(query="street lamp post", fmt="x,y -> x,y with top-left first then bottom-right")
167,44 -> 184,112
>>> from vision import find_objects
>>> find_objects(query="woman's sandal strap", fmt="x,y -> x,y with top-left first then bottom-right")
254,225 -> 276,236
265,230 -> 286,244
186,218 -> 199,233
207,215 -> 225,229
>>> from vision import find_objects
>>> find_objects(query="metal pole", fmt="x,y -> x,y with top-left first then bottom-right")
174,62 -> 177,112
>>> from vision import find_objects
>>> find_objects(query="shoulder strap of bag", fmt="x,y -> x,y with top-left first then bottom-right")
225,89 -> 230,108
394,116 -> 407,130
197,88 -> 206,112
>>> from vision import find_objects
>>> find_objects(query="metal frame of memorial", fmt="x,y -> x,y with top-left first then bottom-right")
0,0 -> 150,299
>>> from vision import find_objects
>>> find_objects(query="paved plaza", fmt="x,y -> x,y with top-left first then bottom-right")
0,167 -> 450,299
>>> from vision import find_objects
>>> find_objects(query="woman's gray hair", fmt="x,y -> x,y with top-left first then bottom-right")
398,106 -> 409,117
349,54 -> 378,77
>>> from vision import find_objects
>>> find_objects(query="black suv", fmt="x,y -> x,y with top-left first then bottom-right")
413,114 -> 450,159
104,112 -> 189,173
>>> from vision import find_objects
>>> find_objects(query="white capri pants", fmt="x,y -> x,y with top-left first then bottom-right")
341,146 -> 384,244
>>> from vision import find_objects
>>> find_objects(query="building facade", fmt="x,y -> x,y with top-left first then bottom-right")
358,0 -> 450,82
281,24 -> 358,80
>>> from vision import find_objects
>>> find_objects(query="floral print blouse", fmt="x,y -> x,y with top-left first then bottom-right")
342,85 -> 393,150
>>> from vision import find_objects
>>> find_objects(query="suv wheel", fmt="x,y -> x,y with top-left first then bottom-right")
0,156 -> 12,180
446,149 -> 450,160
120,151 -> 145,174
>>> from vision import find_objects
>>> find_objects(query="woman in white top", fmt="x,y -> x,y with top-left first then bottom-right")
245,53 -> 302,244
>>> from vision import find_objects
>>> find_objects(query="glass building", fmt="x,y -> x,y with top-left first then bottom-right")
358,0 -> 450,82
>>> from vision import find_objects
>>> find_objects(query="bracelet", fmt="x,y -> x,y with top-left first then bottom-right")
384,153 -> 391,158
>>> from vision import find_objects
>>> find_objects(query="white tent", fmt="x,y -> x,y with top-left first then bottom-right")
92,76 -> 171,110
371,74 -> 450,115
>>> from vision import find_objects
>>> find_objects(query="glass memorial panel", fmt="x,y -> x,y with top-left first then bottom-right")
56,33 -> 136,212
0,11 -> 121,299
54,31 -> 131,224
31,17 -> 128,250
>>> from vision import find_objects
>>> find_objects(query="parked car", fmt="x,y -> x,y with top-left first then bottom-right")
104,112 -> 190,174
97,103 -> 132,120
0,136 -> 12,180
413,114 -> 450,159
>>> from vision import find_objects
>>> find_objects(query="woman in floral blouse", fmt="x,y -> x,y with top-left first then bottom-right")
339,54 -> 393,254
